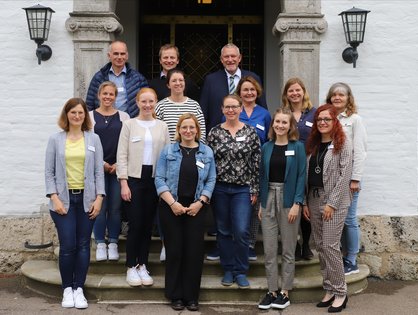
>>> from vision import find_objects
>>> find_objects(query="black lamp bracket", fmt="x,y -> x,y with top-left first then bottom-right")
36,43 -> 52,65
342,46 -> 359,68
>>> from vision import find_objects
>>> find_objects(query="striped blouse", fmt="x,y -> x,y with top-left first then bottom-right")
155,97 -> 206,143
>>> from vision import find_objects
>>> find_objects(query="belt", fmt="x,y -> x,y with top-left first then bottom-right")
69,189 -> 83,194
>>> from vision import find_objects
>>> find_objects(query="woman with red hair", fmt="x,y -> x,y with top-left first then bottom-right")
304,104 -> 352,313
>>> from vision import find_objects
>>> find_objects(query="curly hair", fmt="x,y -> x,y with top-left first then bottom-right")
281,77 -> 314,111
306,104 -> 346,155
326,82 -> 357,116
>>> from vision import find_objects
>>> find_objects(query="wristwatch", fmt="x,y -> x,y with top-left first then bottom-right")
295,202 -> 303,206
199,198 -> 209,205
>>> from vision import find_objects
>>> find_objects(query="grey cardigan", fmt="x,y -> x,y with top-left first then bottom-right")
45,131 -> 106,212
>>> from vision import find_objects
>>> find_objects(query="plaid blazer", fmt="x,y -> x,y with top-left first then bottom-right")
307,139 -> 353,210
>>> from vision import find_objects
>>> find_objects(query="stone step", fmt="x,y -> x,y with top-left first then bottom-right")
100,235 -> 266,254
21,260 -> 369,303
54,247 -> 322,277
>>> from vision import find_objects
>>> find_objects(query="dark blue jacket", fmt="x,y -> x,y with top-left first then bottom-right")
200,69 -> 268,132
259,140 -> 306,209
86,62 -> 148,118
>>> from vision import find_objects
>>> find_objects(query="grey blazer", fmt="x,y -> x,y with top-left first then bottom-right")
307,139 -> 353,210
45,131 -> 105,212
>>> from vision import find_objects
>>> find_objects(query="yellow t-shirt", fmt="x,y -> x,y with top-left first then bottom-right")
65,137 -> 85,189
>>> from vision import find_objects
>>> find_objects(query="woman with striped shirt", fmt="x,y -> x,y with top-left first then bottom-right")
155,69 -> 206,142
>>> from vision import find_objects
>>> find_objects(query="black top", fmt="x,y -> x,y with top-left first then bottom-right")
269,144 -> 287,183
93,111 -> 122,165
308,141 -> 331,188
148,75 -> 201,102
177,146 -> 199,199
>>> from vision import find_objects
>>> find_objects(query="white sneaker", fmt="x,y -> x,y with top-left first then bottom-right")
138,264 -> 154,286
126,266 -> 142,286
61,287 -> 74,308
96,243 -> 107,261
160,246 -> 166,262
73,287 -> 88,309
108,243 -> 119,261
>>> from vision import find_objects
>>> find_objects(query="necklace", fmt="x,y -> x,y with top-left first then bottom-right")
103,113 -> 115,124
180,145 -> 196,156
315,144 -> 329,174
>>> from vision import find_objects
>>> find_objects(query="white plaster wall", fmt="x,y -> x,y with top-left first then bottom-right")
0,1 -> 74,215
320,0 -> 418,215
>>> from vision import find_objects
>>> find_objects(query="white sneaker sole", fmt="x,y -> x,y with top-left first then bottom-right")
141,279 -> 154,286
127,280 -> 142,286
61,302 -> 74,308
272,301 -> 290,309
75,302 -> 88,309
258,304 -> 271,310
345,269 -> 360,276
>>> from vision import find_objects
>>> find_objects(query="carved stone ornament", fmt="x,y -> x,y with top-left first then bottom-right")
65,15 -> 123,37
273,15 -> 328,38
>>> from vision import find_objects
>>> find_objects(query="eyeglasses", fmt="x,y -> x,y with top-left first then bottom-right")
316,118 -> 333,124
223,105 -> 241,111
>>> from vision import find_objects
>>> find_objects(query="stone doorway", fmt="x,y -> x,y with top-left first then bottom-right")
137,0 -> 264,86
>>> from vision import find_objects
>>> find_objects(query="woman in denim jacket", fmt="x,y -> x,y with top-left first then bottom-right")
155,113 -> 216,312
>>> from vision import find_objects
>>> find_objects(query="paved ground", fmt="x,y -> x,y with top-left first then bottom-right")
1,275 -> 418,314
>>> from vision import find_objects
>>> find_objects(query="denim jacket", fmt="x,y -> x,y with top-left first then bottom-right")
155,142 -> 216,201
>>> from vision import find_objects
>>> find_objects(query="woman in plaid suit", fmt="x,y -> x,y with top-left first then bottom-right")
304,104 -> 352,313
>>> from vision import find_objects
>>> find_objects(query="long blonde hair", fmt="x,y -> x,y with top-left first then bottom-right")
281,77 -> 313,111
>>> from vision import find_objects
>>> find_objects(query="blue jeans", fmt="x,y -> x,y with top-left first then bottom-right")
50,191 -> 95,289
212,182 -> 252,275
342,190 -> 360,264
93,173 -> 121,244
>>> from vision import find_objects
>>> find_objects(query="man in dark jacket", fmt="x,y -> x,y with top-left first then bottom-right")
200,43 -> 267,132
86,41 -> 148,118
148,44 -> 200,102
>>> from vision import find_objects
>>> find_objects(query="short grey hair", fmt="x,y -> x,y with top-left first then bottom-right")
221,43 -> 240,56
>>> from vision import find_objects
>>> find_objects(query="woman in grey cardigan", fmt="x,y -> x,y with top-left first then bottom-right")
45,98 -> 105,309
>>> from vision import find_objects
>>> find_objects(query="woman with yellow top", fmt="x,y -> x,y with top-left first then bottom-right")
45,98 -> 105,309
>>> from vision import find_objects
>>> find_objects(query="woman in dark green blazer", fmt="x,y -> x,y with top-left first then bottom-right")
257,107 -> 306,311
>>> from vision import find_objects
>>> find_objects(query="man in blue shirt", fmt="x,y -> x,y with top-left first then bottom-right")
86,41 -> 148,118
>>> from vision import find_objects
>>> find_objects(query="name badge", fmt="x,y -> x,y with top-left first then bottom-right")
285,150 -> 295,156
328,144 -> 334,149
305,121 -> 313,127
117,87 -> 125,93
256,124 -> 265,131
88,145 -> 95,152
236,136 -> 246,142
196,161 -> 205,169
131,136 -> 141,142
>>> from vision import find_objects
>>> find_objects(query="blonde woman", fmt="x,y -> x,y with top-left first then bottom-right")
117,88 -> 170,287
90,81 -> 129,262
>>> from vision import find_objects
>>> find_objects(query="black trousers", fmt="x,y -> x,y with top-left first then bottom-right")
159,196 -> 206,302
125,166 -> 158,267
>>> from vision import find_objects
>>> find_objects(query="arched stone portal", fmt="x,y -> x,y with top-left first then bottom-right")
66,0 -> 327,107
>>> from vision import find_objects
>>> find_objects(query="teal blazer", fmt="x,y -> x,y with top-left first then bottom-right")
259,140 -> 306,208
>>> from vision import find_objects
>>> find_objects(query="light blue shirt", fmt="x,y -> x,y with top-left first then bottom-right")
109,65 -> 128,111
224,68 -> 241,94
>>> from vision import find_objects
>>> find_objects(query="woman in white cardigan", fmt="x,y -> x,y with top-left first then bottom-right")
117,87 -> 170,287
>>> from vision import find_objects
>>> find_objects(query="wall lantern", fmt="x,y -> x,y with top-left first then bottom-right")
339,7 -> 370,68
23,4 -> 55,65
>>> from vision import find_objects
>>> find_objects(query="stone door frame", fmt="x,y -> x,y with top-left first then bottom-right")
66,0 -> 327,106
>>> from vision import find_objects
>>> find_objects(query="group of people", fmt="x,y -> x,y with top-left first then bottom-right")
44,40 -> 367,313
